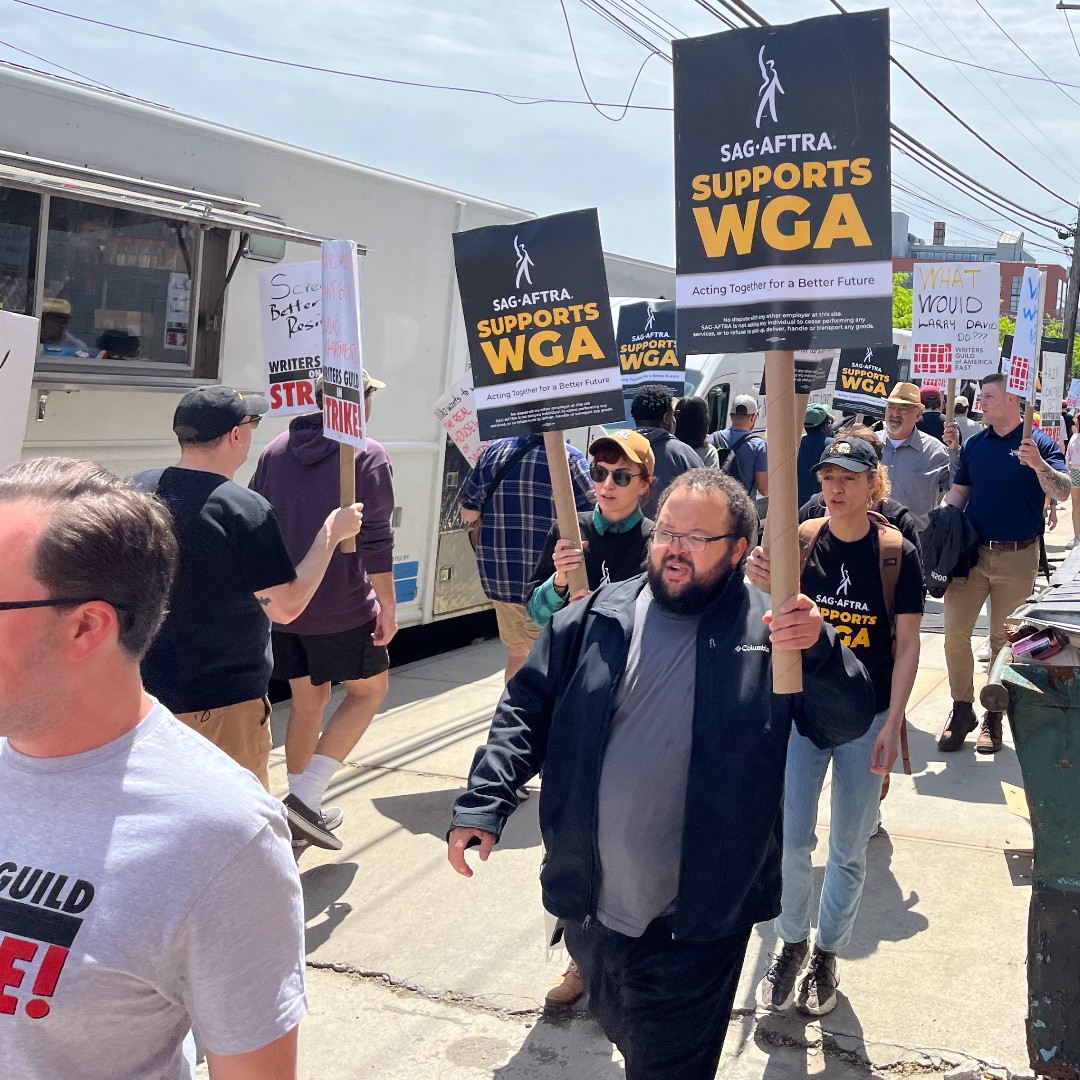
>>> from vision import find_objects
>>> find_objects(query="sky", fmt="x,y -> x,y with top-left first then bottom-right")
2,0 -> 1080,269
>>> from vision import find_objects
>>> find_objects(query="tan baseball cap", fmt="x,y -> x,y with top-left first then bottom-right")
885,382 -> 924,409
589,429 -> 656,476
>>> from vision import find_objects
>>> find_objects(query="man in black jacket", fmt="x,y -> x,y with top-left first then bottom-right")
631,384 -> 701,519
447,471 -> 874,1080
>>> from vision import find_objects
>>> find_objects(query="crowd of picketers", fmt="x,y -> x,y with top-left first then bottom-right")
0,371 -> 1070,1080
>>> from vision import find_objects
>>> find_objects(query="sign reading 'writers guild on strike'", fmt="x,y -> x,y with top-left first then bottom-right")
673,9 -> 892,353
453,208 -> 623,440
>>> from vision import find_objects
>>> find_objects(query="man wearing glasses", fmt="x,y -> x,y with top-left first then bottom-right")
136,385 -> 363,809
447,470 -> 873,1080
0,457 -> 307,1080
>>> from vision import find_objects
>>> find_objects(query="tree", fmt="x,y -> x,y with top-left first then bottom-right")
892,273 -> 912,329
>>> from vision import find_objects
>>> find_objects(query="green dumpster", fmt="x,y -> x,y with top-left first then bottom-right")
1001,663 -> 1080,1078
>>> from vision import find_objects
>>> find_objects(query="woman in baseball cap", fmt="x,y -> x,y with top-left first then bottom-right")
746,436 -> 924,1019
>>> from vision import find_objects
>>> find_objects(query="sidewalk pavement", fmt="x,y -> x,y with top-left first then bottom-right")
199,524 -> 1077,1079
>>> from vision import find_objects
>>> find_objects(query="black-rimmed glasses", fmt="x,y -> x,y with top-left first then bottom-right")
238,416 -> 262,429
590,465 -> 643,487
0,598 -> 127,612
651,529 -> 740,554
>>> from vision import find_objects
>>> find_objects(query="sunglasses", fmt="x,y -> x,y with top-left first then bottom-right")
590,465 -> 643,487
0,598 -> 127,612
238,415 -> 262,429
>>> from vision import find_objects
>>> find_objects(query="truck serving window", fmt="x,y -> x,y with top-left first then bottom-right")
38,197 -> 197,372
0,186 -> 39,316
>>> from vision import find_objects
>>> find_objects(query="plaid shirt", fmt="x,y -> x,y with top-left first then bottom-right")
461,436 -> 595,604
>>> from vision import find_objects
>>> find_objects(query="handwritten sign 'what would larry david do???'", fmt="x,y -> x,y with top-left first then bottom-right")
453,208 -> 624,441
673,9 -> 893,354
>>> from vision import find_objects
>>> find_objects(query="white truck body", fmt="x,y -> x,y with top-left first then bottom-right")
0,63 -> 673,626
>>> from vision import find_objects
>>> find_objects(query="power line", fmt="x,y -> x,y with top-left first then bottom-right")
971,0 -> 1080,111
892,39 -> 1080,91
0,34 -> 118,92
7,0 -> 671,113
1065,9 -> 1080,63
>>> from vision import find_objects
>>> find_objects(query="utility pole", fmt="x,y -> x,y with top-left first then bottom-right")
1060,200 -> 1080,375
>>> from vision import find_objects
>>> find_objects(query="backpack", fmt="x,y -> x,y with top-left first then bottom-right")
797,510 -> 903,625
710,430 -> 753,485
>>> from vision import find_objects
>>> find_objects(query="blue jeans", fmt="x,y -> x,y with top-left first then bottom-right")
774,709 -> 888,953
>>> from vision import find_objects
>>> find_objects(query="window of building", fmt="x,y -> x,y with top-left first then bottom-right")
0,186 -> 39,315
1010,275 -> 1022,313
38,197 -> 198,371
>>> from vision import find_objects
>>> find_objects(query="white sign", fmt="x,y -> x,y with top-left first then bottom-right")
0,312 -> 39,470
320,240 -> 366,451
1039,346 -> 1068,427
259,261 -> 322,417
164,272 -> 191,351
1068,378 -> 1080,410
434,373 -> 488,467
1006,267 -> 1043,402
912,262 -> 1000,379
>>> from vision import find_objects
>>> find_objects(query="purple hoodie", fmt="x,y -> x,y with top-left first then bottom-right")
250,412 -> 395,636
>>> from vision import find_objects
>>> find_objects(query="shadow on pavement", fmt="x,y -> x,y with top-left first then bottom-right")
301,861 -> 358,953
488,1012 -> 625,1078
756,997 -> 870,1080
370,785 -> 543,851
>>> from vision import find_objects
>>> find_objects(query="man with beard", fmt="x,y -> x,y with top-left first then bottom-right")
446,471 -> 873,1080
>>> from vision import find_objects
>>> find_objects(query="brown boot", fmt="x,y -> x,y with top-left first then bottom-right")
975,711 -> 1003,754
544,959 -> 585,1009
938,702 -> 977,752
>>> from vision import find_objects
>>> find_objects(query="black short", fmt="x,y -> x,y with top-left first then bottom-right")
271,620 -> 389,686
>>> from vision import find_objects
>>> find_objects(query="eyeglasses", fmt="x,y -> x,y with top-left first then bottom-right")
651,528 -> 739,553
0,598 -> 127,612
238,415 -> 262,429
590,465 -> 643,487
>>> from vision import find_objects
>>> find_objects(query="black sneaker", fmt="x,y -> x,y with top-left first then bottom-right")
756,939 -> 809,1012
283,794 -> 343,851
937,701 -> 977,752
797,947 -> 838,1016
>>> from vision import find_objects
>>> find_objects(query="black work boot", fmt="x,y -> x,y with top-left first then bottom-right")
938,701 -> 977,752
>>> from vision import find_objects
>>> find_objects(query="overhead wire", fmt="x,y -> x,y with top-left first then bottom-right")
1065,9 -> 1080,64
0,33 -> 118,92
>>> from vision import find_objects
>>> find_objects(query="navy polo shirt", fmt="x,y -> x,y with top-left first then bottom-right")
954,423 -> 1066,543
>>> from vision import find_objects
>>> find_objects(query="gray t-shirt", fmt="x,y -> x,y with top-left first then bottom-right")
0,702 -> 307,1079
597,586 -> 700,937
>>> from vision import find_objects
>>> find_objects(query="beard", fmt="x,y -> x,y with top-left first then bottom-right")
647,552 -> 733,615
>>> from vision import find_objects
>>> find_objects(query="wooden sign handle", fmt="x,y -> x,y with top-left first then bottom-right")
339,442 -> 356,554
762,391 -> 809,552
543,430 -> 589,596
946,378 -> 957,426
764,350 -> 802,695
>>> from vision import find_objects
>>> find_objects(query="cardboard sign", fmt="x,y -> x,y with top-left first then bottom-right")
0,312 -> 37,470
912,262 -> 1000,379
759,349 -> 836,395
832,345 -> 899,419
1038,337 -> 1067,427
453,208 -> 623,439
320,241 -> 366,451
434,372 -> 487,467
615,300 -> 683,423
673,10 -> 892,352
259,261 -> 322,416
1068,378 -> 1080,410
1005,267 -> 1043,401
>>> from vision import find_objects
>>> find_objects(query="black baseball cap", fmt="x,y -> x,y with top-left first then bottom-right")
173,385 -> 269,442
813,437 -> 878,474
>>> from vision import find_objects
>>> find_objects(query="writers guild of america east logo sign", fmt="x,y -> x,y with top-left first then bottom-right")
514,235 -> 534,289
755,45 -> 784,129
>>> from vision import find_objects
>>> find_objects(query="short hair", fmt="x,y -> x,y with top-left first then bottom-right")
980,372 -> 1006,390
177,432 -> 229,450
630,385 -> 674,427
655,469 -> 758,551
674,396 -> 710,449
0,458 -> 177,659
954,401 -> 969,414
844,423 -> 883,460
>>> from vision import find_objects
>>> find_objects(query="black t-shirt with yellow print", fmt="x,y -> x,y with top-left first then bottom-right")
801,523 -> 924,713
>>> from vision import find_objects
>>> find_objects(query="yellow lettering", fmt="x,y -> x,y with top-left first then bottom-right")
814,193 -> 872,249
693,202 -> 759,258
773,162 -> 800,190
529,330 -> 564,367
850,627 -> 871,648
480,336 -> 526,375
850,157 -> 872,186
692,174 -> 712,201
567,326 -> 605,365
804,161 -> 827,188
761,196 -> 811,251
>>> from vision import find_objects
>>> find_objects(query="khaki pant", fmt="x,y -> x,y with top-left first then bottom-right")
175,696 -> 273,790
944,543 -> 1040,703
493,601 -> 542,651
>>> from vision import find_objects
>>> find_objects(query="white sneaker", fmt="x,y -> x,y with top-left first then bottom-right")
976,639 -> 992,662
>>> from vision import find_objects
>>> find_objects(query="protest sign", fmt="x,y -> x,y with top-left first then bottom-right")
615,300 -> 683,423
673,9 -> 892,353
1006,268 -> 1044,403
434,372 -> 487,467
320,240 -> 366,451
453,208 -> 623,440
1068,377 -> 1080,410
912,262 -> 999,379
0,311 -> 37,470
259,260 -> 322,417
1037,336 -> 1067,427
833,345 -> 899,419
760,349 -> 836,395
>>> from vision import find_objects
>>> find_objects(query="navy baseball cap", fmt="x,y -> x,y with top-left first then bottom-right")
173,385 -> 269,442
813,437 -> 878,474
